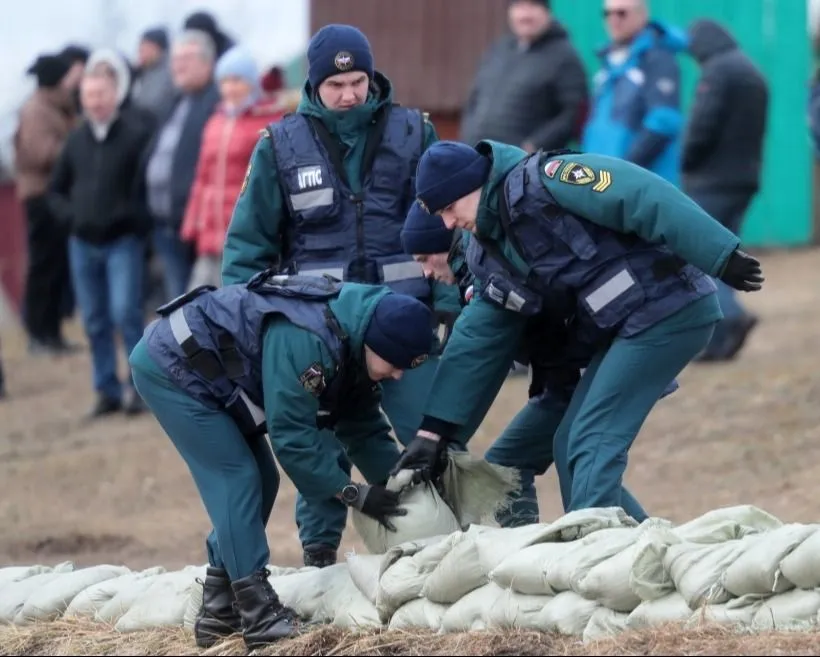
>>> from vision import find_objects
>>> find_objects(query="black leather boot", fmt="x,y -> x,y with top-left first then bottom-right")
231,568 -> 300,648
193,567 -> 243,648
303,544 -> 337,568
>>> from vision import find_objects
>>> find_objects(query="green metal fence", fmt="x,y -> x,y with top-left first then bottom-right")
553,0 -> 812,247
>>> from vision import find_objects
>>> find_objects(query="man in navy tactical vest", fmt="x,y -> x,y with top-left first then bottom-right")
401,203 -> 679,525
392,140 -> 764,521
129,272 -> 435,649
220,24 -> 481,569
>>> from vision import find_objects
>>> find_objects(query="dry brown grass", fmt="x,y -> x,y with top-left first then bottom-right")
2,619 -> 820,656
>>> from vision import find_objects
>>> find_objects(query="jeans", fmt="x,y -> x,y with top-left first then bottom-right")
68,234 -> 146,400
152,223 -> 194,303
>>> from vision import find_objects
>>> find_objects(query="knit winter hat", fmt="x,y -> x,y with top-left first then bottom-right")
215,46 -> 260,88
415,141 -> 492,215
307,24 -> 374,89
364,293 -> 434,370
27,54 -> 71,89
401,201 -> 453,255
141,27 -> 169,51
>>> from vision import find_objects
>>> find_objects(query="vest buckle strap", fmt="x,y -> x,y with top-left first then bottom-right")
168,308 -> 227,382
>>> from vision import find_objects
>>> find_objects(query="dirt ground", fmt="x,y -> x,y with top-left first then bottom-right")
0,247 -> 818,573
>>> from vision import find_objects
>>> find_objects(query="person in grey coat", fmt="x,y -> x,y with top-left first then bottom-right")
459,0 -> 588,153
131,28 -> 177,124
682,19 -> 769,362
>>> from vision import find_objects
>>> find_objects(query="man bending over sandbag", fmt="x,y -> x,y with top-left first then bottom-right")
129,271 -> 434,649
400,202 -> 680,525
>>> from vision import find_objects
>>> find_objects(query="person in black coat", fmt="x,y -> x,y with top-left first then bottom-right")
682,19 -> 769,362
49,50 -> 152,418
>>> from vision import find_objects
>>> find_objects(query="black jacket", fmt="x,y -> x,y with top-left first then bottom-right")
682,20 -> 769,193
459,21 -> 589,151
50,114 -> 152,244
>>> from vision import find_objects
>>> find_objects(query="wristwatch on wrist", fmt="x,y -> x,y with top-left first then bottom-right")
340,483 -> 360,506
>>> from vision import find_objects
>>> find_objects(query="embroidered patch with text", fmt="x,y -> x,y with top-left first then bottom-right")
298,362 -> 326,396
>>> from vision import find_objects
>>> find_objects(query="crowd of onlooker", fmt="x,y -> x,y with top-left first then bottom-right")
0,0 -> 788,411
7,10 -> 299,415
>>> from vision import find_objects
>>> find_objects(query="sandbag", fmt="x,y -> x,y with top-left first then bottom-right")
489,542 -> 576,596
688,595 -> 762,628
351,470 -> 462,554
721,524 -> 817,597
673,505 -> 783,543
0,566 -> 55,592
388,599 -> 449,630
421,526 -> 499,604
99,572 -> 167,625
65,568 -> 166,619
751,589 -> 820,630
18,565 -> 131,623
547,527 -> 640,594
582,607 -> 630,642
437,451 -> 520,526
330,579 -> 382,629
629,526 -> 681,602
483,587 -> 552,630
439,583 -> 504,633
779,527 -> 820,590
114,566 -> 206,632
626,592 -> 692,630
664,537 -> 754,609
376,535 -> 456,621
538,590 -> 600,635
346,554 -> 384,605
270,564 -> 353,623
575,541 -> 643,612
0,562 -> 75,624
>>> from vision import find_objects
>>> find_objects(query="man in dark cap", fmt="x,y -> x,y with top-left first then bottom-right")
183,11 -> 235,58
13,53 -> 79,355
131,26 -> 176,121
220,23 -> 478,572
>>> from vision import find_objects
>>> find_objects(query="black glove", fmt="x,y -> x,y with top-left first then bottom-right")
389,434 -> 446,480
342,483 -> 407,532
720,249 -> 764,292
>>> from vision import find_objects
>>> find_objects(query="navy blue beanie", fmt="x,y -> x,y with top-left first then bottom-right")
364,294 -> 434,370
415,141 -> 492,215
401,201 -> 453,255
307,24 -> 374,90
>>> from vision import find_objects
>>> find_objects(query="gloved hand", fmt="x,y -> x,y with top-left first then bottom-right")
720,249 -> 764,292
342,483 -> 407,532
389,433 -> 446,480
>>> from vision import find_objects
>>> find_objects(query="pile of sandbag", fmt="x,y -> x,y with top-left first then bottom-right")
4,503 -> 820,643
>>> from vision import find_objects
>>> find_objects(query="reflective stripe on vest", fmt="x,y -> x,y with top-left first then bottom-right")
298,260 -> 424,284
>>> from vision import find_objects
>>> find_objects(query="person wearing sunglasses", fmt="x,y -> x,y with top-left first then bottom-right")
582,0 -> 688,187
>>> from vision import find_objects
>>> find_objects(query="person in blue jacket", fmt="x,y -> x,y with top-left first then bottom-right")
392,140 -> 764,520
129,272 -> 435,649
220,23 -> 473,570
582,0 -> 687,186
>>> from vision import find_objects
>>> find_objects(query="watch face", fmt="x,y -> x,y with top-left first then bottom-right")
342,485 -> 358,503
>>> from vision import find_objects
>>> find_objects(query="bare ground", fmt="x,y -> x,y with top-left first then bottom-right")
0,246 -> 818,577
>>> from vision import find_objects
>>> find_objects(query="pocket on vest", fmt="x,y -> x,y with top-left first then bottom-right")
550,215 -> 598,261
282,164 -> 339,224
580,262 -> 645,329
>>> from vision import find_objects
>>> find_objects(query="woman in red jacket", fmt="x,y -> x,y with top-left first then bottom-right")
181,46 -> 292,289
